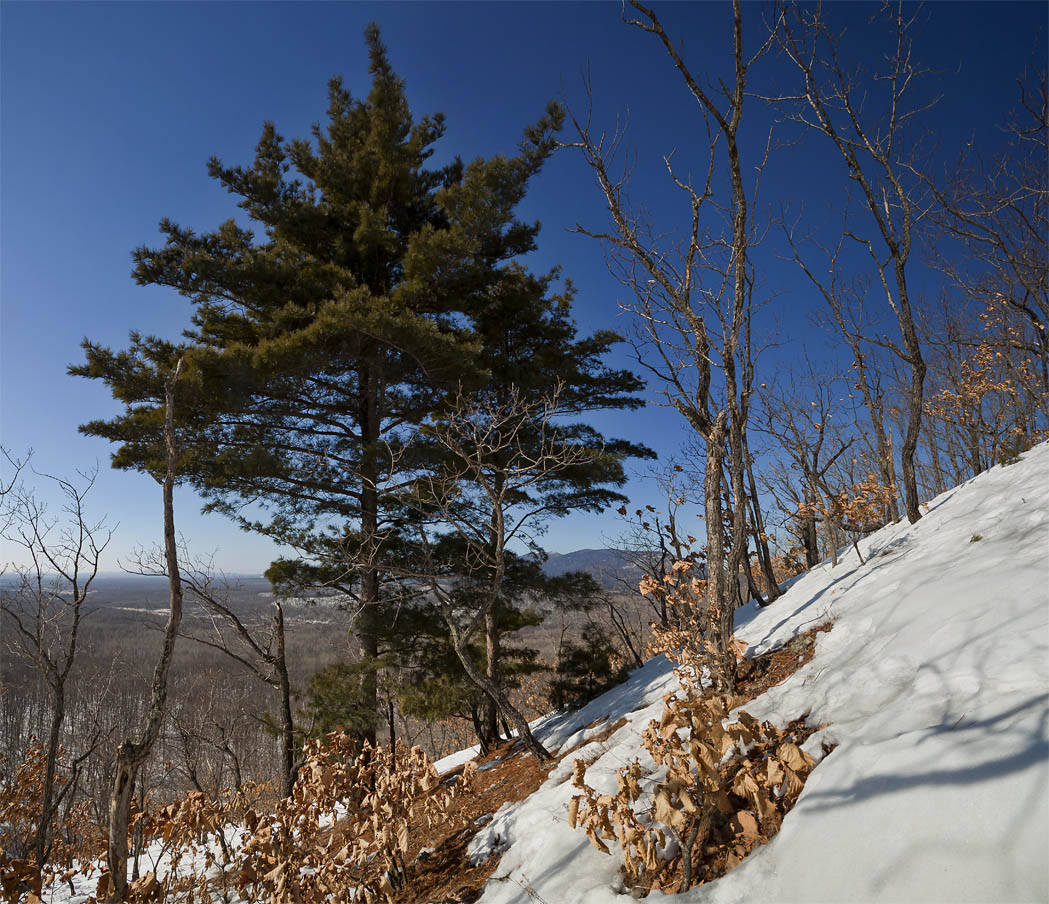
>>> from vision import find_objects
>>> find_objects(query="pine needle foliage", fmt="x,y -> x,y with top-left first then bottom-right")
71,24 -> 567,741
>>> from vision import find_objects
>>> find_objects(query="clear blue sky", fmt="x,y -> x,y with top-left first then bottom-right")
1,1 -> 1043,573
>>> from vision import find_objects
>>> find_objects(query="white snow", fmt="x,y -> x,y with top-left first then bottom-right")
472,442 -> 1049,904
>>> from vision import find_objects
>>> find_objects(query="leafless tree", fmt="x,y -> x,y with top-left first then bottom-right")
0,466 -> 111,869
610,463 -> 701,629
925,68 -> 1049,392
175,566 -> 298,798
784,222 -> 902,523
564,0 -> 778,689
403,384 -> 601,762
757,369 -> 855,568
774,0 -> 939,524
105,359 -> 183,903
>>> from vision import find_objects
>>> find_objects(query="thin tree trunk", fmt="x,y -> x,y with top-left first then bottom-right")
274,601 -> 296,799
481,469 -> 508,750
742,552 -> 766,607
482,608 -> 500,749
744,444 -> 780,602
33,691 -> 65,867
451,640 -> 552,763
606,598 -> 645,668
106,361 -> 184,903
900,347 -> 927,522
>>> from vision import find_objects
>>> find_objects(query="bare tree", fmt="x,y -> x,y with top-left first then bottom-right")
774,1 -> 939,523
565,0 -> 778,689
757,369 -> 855,568
784,223 -> 902,523
175,566 -> 299,798
105,359 -> 183,903
0,466 -> 111,870
611,463 -> 701,630
925,69 -> 1049,392
404,385 -> 603,762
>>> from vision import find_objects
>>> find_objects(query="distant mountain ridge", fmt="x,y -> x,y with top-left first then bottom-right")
540,548 -> 643,590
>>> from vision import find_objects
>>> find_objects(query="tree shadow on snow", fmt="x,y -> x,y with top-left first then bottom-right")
799,693 -> 1048,815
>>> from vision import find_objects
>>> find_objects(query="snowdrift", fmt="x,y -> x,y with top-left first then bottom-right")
467,443 -> 1049,904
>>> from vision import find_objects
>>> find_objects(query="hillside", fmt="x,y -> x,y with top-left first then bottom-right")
30,444 -> 1049,904
459,442 -> 1049,903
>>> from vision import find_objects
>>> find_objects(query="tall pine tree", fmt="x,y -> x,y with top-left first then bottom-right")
73,25 -> 563,745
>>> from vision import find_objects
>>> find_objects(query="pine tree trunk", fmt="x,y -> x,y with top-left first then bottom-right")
480,468 -> 508,751
357,364 -> 381,747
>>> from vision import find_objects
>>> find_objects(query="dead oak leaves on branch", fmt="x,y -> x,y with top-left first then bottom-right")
569,693 -> 819,895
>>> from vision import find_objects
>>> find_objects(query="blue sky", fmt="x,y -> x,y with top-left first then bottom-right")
1,1 -> 1044,573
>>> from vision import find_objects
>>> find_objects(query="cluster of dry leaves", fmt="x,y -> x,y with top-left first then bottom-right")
927,297 -> 1049,452
799,474 -> 898,546
641,560 -> 744,694
571,556 -> 825,896
0,739 -> 102,903
4,732 -> 476,904
569,693 -> 818,895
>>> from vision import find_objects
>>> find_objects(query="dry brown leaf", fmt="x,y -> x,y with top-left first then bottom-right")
766,756 -> 785,788
572,758 -> 587,788
731,809 -> 760,842
778,742 -> 814,772
586,826 -> 610,855
653,789 -> 686,830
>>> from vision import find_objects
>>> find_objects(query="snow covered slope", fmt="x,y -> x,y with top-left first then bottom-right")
473,442 -> 1049,904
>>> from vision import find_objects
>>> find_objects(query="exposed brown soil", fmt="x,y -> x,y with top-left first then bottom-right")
389,620 -> 833,903
734,621 -> 833,700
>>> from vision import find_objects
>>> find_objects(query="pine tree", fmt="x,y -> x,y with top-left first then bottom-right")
72,24 -> 563,745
